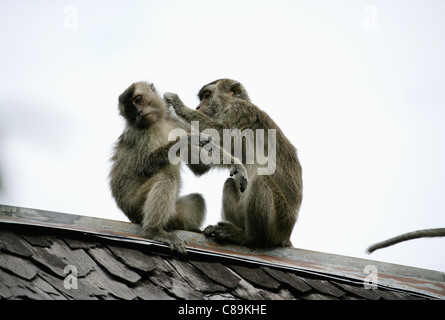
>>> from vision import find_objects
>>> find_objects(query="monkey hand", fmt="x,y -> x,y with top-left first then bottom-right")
186,133 -> 214,149
164,92 -> 185,113
230,164 -> 248,192
163,92 -> 178,105
199,133 -> 216,150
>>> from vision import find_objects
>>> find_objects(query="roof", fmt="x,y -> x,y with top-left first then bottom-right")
0,204 -> 444,300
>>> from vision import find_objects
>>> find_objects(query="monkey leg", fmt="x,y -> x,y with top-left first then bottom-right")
246,175 -> 298,247
205,175 -> 293,248
243,175 -> 275,247
167,193 -> 206,232
245,175 -> 294,247
227,175 -> 291,247
141,173 -> 187,254
203,177 -> 247,245
221,178 -> 244,228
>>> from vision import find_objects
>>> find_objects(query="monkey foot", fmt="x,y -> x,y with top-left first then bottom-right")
148,232 -> 188,255
203,222 -> 244,245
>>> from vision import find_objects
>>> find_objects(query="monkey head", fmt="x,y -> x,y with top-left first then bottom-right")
196,79 -> 250,116
118,81 -> 167,129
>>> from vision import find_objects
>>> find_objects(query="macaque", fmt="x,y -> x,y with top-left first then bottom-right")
164,78 -> 303,248
109,81 -> 207,255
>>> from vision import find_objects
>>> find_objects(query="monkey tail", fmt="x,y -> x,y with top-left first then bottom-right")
367,227 -> 445,254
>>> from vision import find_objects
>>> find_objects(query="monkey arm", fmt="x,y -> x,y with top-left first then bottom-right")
163,92 -> 194,120
187,137 -> 248,191
138,140 -> 179,178
140,134 -> 216,178
164,92 -> 226,132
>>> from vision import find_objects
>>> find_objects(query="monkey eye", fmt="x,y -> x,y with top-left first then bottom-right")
133,95 -> 142,104
201,92 -> 211,100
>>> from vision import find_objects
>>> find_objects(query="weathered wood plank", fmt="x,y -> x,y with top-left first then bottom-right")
302,292 -> 339,300
149,269 -> 204,300
22,233 -> 53,247
231,277 -> 264,300
229,264 -> 280,290
29,245 -> 67,278
0,230 -> 33,257
88,247 -> 141,284
107,245 -> 159,273
86,267 -> 137,300
190,260 -> 241,289
299,277 -> 345,298
168,258 -> 225,293
262,267 -> 311,293
39,269 -> 103,300
64,237 -> 99,249
133,280 -> 175,300
0,251 -> 38,280
334,281 -> 382,300
35,239 -> 96,278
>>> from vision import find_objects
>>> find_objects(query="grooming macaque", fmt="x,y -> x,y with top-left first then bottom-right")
367,228 -> 445,253
109,81 -> 203,254
164,79 -> 303,248
109,81 -> 246,254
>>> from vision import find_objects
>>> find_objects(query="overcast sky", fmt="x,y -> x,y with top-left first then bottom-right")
0,0 -> 444,272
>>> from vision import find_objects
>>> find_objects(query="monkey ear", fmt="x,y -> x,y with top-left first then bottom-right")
230,82 -> 243,97
150,83 -> 157,92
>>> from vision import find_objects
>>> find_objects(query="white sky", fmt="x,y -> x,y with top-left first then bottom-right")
0,0 -> 444,272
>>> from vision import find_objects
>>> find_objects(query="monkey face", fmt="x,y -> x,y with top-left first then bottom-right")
196,79 -> 251,117
128,95 -> 159,128
196,87 -> 213,114
119,82 -> 166,129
